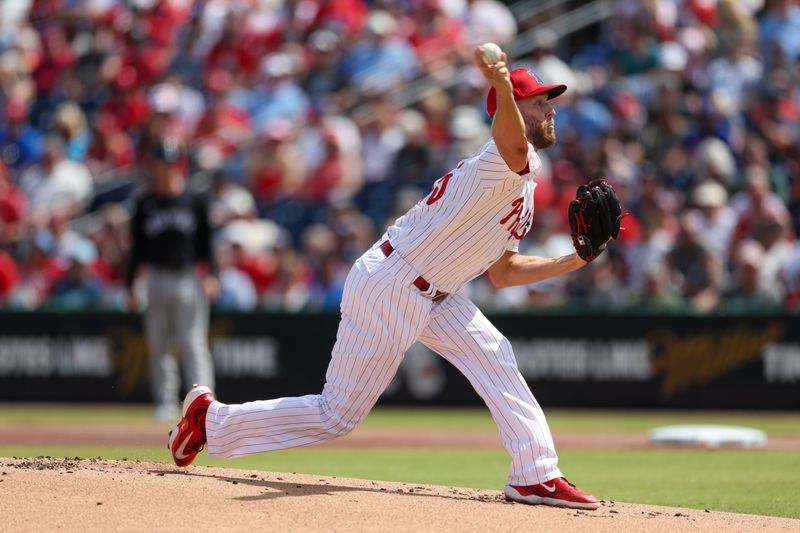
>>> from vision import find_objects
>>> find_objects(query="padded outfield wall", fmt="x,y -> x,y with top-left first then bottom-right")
0,311 -> 798,409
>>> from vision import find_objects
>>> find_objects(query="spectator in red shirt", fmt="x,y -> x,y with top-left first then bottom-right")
408,0 -> 466,73
0,249 -> 19,303
0,162 -> 27,245
206,19 -> 262,76
194,87 -> 252,158
32,26 -> 75,96
10,229 -> 63,309
310,0 -> 368,39
86,112 -> 136,175
247,123 -> 305,210
302,133 -> 343,203
101,67 -> 152,131
731,165 -> 794,251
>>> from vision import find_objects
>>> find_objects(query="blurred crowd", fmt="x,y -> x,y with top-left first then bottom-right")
0,0 -> 798,314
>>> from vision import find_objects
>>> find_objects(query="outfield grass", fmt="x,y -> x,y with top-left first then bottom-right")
363,408 -> 800,436
2,405 -> 799,435
1,405 -> 799,519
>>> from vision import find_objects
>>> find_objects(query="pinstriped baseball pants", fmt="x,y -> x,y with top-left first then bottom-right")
206,246 -> 562,485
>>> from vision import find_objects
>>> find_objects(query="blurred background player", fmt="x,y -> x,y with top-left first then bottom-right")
127,137 -> 218,421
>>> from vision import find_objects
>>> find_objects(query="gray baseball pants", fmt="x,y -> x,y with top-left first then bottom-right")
145,267 -> 215,409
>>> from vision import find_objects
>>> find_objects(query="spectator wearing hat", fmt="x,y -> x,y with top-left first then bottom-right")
148,74 -> 205,139
208,170 -> 257,227
686,180 -> 736,260
719,239 -> 781,312
220,218 -> 282,303
303,30 -> 349,109
127,137 -> 218,421
47,237 -> 103,309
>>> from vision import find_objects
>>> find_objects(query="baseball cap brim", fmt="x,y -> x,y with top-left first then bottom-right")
540,84 -> 567,100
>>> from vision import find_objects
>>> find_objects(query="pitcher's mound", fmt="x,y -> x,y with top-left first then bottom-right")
0,457 -> 796,533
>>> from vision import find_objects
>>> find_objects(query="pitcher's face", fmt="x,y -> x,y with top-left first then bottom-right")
518,94 -> 556,150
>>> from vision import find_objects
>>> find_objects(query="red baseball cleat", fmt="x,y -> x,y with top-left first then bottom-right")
167,385 -> 216,467
504,477 -> 601,510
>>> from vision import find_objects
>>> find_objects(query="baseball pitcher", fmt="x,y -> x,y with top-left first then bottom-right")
168,45 -> 621,509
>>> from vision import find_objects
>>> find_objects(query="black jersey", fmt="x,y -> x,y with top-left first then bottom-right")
127,190 -> 216,286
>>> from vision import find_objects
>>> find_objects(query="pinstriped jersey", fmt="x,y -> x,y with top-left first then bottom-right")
385,139 -> 541,294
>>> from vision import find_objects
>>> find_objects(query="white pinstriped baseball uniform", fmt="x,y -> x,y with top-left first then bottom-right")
205,139 -> 563,486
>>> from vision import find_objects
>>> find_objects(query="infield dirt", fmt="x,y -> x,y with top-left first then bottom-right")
2,457 -> 798,533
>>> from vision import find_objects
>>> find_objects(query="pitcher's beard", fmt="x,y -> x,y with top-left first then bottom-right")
530,124 -> 556,150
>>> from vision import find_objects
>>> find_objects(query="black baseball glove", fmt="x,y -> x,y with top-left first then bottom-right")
568,178 -> 622,262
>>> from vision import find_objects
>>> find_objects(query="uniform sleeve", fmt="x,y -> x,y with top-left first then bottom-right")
505,237 -> 520,253
126,199 -> 145,288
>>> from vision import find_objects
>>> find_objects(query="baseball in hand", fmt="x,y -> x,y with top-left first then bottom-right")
480,42 -> 502,63
479,42 -> 507,74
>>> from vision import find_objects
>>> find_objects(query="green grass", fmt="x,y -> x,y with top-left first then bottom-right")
566,449 -> 800,519
363,408 -> 800,435
0,404 -> 155,424
3,405 -> 799,435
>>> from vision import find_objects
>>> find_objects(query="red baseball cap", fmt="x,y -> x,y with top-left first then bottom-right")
486,68 -> 567,117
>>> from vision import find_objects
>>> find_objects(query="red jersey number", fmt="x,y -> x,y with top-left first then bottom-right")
426,172 -> 453,205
